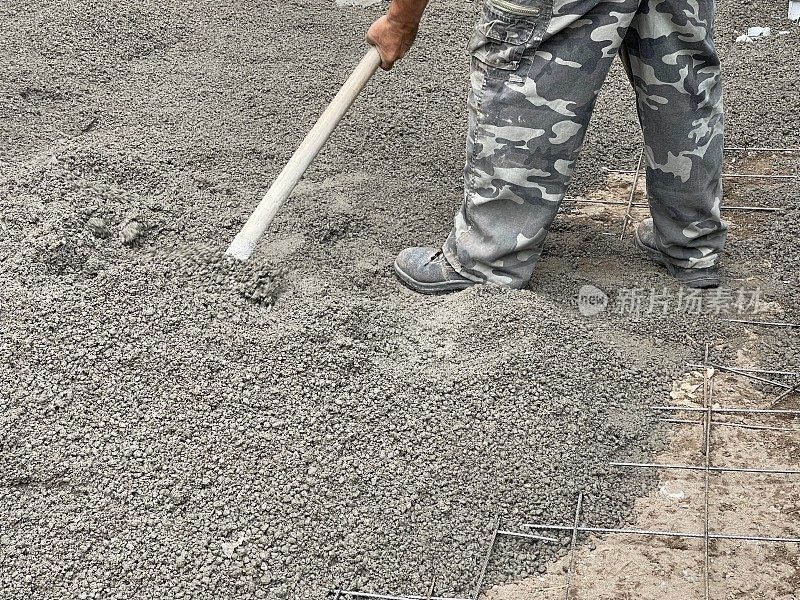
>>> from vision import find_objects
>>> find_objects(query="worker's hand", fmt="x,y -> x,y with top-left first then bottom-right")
366,15 -> 420,70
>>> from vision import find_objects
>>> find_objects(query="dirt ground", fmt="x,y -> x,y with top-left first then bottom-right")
1,1 -> 798,599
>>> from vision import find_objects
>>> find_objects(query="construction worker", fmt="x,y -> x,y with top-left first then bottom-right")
367,0 -> 726,293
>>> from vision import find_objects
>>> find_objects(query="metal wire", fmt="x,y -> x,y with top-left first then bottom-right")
721,173 -> 797,179
336,592 -> 471,600
576,199 -> 646,207
611,462 -> 800,475
574,198 -> 780,212
472,517 -> 499,600
773,384 -> 799,407
564,493 -> 583,600
724,146 -> 800,152
619,147 -> 645,240
652,405 -> 800,417
693,367 -> 797,377
425,577 -> 436,600
660,417 -> 800,433
520,524 -> 800,544
497,530 -> 559,543
715,420 -> 800,433
702,366 -> 713,600
605,168 -> 796,180
726,319 -> 800,328
686,363 -> 794,390
661,418 -> 704,425
713,205 -> 779,212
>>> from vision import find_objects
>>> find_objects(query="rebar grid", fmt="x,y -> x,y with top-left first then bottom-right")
629,351 -> 798,599
523,353 -> 800,599
331,349 -> 798,600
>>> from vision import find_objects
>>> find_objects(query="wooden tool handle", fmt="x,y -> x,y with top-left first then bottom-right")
226,47 -> 383,261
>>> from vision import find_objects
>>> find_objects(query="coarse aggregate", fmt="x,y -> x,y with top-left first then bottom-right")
1,1 -> 797,599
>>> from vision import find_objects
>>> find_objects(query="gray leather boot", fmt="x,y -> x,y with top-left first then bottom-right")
635,218 -> 721,289
394,247 -> 476,294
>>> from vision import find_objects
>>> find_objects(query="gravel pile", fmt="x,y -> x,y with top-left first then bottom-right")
1,0 -> 797,599
728,191 -> 800,380
1,274 -> 677,598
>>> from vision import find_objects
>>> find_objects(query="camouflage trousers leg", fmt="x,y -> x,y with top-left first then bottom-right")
621,2 -> 726,270
442,0 -> 726,288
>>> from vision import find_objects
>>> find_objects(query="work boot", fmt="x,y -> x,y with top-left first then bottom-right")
634,218 -> 720,289
394,247 -> 476,294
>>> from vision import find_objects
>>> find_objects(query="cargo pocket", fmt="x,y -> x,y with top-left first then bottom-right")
469,0 -> 551,79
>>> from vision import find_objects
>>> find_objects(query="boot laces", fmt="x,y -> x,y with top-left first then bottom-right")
426,250 -> 444,265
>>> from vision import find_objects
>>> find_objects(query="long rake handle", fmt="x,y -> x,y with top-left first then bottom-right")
226,47 -> 382,260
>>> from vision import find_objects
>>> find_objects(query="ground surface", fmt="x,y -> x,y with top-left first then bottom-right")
0,1 -> 798,599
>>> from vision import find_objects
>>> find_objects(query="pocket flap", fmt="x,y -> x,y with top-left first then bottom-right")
477,18 -> 537,45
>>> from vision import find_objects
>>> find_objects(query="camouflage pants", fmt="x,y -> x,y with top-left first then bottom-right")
442,0 -> 727,288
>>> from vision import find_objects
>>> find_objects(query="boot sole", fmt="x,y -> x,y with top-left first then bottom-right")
633,228 -> 720,289
393,259 -> 475,295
